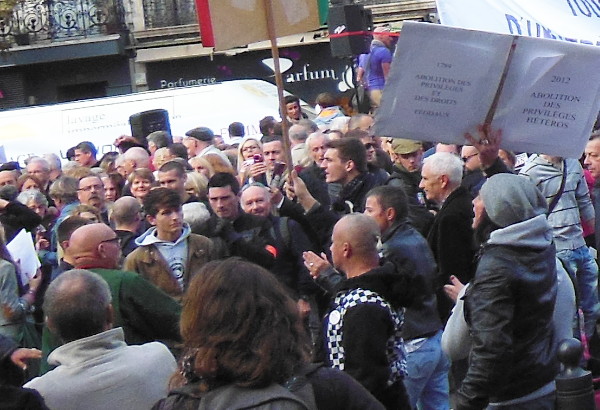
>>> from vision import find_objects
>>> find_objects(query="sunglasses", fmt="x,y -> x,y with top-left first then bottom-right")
100,237 -> 121,245
461,152 -> 479,162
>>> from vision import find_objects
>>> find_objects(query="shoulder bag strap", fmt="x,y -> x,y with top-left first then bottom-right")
547,159 -> 567,214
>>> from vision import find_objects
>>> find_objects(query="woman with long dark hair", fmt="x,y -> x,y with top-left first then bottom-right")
153,258 -> 383,409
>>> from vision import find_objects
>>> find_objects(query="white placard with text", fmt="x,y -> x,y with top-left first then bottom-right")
375,22 -> 600,158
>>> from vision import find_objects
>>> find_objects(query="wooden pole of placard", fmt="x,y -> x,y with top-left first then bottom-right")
484,39 -> 518,125
262,0 -> 294,175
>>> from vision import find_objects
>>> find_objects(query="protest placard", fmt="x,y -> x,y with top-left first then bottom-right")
374,22 -> 600,158
196,0 -> 320,51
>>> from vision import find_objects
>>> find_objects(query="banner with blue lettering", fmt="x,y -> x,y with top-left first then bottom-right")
436,0 -> 600,46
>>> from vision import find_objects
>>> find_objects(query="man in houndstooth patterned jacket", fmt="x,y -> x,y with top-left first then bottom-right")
323,214 -> 413,410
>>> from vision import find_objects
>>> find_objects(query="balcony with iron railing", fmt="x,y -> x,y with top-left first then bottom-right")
140,0 -> 434,30
136,0 -> 435,49
0,0 -> 127,49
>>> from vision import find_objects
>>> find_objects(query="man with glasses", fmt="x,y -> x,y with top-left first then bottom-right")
346,129 -> 389,186
460,138 -> 513,199
25,157 -> 51,192
78,174 -> 109,224
40,223 -> 182,375
460,145 -> 485,198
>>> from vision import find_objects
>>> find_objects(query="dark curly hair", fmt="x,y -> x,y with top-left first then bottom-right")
142,187 -> 181,217
175,258 -> 310,390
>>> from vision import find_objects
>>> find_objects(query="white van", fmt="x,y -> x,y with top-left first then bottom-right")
0,79 -> 308,165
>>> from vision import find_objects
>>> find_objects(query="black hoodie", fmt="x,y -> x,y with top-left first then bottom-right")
324,262 -> 412,410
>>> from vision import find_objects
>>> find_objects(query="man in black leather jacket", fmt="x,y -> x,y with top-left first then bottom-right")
456,174 -> 559,410
365,186 -> 448,409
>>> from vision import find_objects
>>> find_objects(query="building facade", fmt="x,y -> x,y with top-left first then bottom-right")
0,0 -> 436,109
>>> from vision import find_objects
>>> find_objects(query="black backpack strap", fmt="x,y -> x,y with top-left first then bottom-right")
547,160 -> 567,214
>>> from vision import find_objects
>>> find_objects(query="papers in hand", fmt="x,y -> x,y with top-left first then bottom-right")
7,229 -> 40,286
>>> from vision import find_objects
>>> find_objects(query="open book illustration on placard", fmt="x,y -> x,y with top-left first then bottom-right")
375,21 -> 600,158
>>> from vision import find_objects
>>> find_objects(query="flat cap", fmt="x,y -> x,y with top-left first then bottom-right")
391,139 -> 422,155
185,127 -> 214,142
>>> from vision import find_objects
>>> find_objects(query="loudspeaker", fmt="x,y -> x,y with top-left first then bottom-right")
129,109 -> 171,145
328,4 -> 372,58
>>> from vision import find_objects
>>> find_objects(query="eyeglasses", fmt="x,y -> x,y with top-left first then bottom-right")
461,152 -> 479,162
100,237 -> 121,245
364,143 -> 375,150
78,184 -> 103,192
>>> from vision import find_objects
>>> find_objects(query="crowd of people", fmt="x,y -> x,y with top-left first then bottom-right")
0,27 -> 600,410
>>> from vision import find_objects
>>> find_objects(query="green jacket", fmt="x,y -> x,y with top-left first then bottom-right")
41,268 -> 181,374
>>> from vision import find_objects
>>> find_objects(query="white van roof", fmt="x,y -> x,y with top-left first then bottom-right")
0,79 -> 300,164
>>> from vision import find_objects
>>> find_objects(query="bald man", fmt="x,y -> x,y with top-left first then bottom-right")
240,184 -> 318,317
41,223 -> 181,374
111,196 -> 142,257
120,147 -> 150,177
322,214 -> 411,409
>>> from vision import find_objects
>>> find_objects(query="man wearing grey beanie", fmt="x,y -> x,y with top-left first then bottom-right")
455,174 -> 559,410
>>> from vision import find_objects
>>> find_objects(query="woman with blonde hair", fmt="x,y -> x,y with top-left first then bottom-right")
188,156 -> 214,180
236,138 -> 262,171
203,153 -> 236,176
184,172 -> 208,201
237,138 -> 263,182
